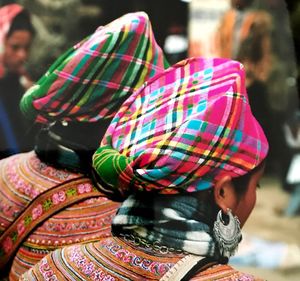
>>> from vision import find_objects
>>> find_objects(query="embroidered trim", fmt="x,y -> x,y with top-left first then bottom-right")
160,255 -> 205,281
0,177 -> 101,268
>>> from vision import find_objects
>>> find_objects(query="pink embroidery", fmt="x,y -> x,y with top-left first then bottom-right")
68,246 -> 115,280
115,249 -> 135,263
2,236 -> 13,253
17,221 -> 26,235
149,262 -> 171,276
236,274 -> 256,281
105,241 -> 173,275
69,246 -> 86,264
32,204 -> 43,220
91,270 -> 115,281
82,262 -> 95,275
52,191 -> 66,205
43,215 -> 113,235
39,258 -> 59,281
31,156 -> 78,181
7,161 -> 39,198
78,183 -> 93,194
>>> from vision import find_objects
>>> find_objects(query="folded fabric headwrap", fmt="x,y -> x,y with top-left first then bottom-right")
93,57 -> 269,195
20,12 -> 168,123
0,4 -> 23,77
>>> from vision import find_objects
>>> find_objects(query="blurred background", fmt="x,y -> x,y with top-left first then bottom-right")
0,0 -> 300,280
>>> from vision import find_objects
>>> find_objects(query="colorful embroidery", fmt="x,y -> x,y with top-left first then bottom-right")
7,158 -> 39,198
69,246 -> 116,280
104,239 -> 173,276
30,156 -> 78,181
0,177 -> 100,268
20,237 -> 263,280
39,258 -> 58,281
10,195 -> 120,279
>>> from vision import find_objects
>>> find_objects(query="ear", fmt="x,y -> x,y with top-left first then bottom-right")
213,175 -> 238,212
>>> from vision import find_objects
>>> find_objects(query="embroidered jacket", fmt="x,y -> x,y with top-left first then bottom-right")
20,235 -> 264,281
0,151 -> 120,280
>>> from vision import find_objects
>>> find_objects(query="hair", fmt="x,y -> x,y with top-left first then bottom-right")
231,0 -> 255,10
192,159 -> 266,226
231,159 -> 266,197
6,9 -> 35,39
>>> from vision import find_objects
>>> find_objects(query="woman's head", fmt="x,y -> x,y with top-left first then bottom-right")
99,58 -> 269,259
0,4 -> 34,75
20,12 -> 168,125
231,0 -> 255,10
92,57 -> 269,199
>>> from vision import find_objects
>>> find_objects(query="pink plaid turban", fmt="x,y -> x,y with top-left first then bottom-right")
93,57 -> 269,195
20,12 -> 168,123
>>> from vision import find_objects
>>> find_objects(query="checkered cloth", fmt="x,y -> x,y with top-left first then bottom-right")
0,4 -> 23,77
93,57 -> 269,195
20,12 -> 169,123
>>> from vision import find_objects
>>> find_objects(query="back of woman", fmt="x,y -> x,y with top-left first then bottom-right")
20,57 -> 269,280
0,11 -> 169,280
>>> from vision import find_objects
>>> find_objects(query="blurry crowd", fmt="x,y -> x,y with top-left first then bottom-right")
216,0 -> 300,216
2,0 -> 298,214
0,0 -> 299,280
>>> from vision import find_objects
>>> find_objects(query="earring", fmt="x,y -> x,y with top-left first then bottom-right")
213,208 -> 242,258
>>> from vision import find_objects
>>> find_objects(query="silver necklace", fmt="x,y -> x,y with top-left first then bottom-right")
119,232 -> 184,255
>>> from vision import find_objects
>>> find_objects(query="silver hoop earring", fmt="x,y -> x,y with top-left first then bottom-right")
213,208 -> 242,258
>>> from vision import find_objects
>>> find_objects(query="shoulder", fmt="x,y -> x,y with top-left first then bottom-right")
21,237 -> 184,280
191,264 -> 265,281
0,151 -> 82,183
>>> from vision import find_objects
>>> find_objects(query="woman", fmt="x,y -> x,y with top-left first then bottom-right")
0,12 -> 168,280
21,57 -> 269,280
0,3 -> 36,159
215,0 -> 285,178
215,0 -> 273,83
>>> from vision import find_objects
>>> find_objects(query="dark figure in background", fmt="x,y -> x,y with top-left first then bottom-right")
216,0 -> 273,131
163,23 -> 188,65
0,12 -> 169,280
0,4 -> 36,159
236,18 -> 289,175
216,0 -> 288,178
282,110 -> 300,216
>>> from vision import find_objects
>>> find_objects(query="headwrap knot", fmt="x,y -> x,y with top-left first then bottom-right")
93,145 -> 172,196
93,146 -> 132,196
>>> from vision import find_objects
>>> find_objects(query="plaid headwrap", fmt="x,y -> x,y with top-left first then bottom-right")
0,4 -> 23,77
20,12 -> 169,123
93,57 -> 269,196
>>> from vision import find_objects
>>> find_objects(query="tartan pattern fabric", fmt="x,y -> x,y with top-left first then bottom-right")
0,4 -> 23,77
93,57 -> 269,195
20,12 -> 168,123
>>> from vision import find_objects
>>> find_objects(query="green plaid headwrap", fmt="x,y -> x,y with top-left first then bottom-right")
20,12 -> 169,123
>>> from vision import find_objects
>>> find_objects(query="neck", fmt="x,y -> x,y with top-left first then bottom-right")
112,192 -> 220,257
